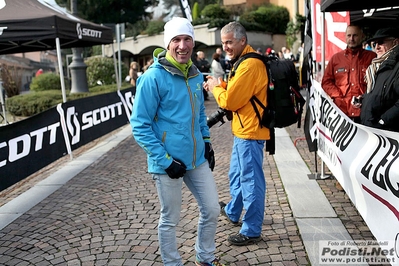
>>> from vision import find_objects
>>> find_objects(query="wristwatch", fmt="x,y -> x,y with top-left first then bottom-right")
378,119 -> 385,125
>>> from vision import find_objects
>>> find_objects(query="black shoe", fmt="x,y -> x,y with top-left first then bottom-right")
227,233 -> 261,246
219,202 -> 240,226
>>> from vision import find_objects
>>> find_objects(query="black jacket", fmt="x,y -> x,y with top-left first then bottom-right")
360,45 -> 399,132
197,58 -> 210,73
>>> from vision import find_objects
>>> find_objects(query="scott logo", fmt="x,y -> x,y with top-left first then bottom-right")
76,23 -> 102,39
66,106 -> 81,145
76,23 -> 83,39
0,26 -> 7,36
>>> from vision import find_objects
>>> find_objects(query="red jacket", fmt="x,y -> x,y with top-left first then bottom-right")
322,47 -> 376,118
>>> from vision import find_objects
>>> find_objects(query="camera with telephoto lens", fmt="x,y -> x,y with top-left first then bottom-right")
207,107 -> 233,128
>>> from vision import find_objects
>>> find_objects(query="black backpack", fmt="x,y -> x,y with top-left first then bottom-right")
230,52 -> 306,154
231,52 -> 305,129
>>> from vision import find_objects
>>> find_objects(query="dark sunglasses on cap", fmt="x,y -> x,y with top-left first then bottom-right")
371,38 -> 396,48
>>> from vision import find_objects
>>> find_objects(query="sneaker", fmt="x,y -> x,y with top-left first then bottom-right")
219,202 -> 240,226
195,257 -> 225,266
227,233 -> 261,246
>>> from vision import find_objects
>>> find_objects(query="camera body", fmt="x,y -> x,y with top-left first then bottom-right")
351,96 -> 363,105
207,107 -> 232,128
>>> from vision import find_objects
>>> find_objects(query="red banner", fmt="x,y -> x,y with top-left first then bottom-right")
312,0 -> 350,62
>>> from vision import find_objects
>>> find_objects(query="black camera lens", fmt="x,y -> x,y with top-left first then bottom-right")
207,108 -> 226,128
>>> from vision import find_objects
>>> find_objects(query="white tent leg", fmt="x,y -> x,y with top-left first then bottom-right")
56,38 -> 67,103
111,42 -> 119,89
321,11 -> 326,76
116,24 -> 122,90
321,160 -> 326,179
0,82 -> 7,125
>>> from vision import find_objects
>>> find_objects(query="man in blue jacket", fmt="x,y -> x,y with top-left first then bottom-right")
130,17 -> 224,266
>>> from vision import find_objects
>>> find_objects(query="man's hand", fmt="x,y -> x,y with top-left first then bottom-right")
204,142 -> 215,171
165,159 -> 187,179
204,76 -> 224,93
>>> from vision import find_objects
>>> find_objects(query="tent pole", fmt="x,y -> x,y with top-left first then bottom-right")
0,81 -> 7,125
56,38 -> 67,103
321,12 -> 326,76
116,24 -> 122,90
112,41 -> 119,89
320,11 -> 327,179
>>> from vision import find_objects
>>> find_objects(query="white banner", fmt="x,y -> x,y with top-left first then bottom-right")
309,80 -> 399,265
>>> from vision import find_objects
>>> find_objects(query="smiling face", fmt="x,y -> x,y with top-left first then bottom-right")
167,35 -> 194,64
221,32 -> 246,60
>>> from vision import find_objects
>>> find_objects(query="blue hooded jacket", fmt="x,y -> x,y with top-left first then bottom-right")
130,48 -> 210,174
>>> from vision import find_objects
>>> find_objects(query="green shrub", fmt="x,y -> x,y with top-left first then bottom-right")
30,73 -> 61,92
89,83 -> 120,94
201,4 -> 230,19
192,17 -> 212,26
208,18 -> 233,29
286,13 -> 306,48
6,83 -> 130,117
144,20 -> 165,36
236,19 -> 265,32
85,57 -> 128,87
124,4 -> 288,37
6,90 -> 63,116
240,5 -> 290,34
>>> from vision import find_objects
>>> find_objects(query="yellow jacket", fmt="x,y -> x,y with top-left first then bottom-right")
212,45 -> 270,140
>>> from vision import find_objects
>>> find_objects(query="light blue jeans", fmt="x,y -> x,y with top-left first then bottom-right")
153,162 -> 220,266
225,136 -> 266,237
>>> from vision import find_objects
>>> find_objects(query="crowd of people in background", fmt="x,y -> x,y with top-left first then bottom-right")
210,52 -> 225,80
190,43 -> 302,86
255,45 -> 303,62
129,61 -> 140,87
321,24 -> 399,133
129,23 -> 399,135
128,43 -> 302,92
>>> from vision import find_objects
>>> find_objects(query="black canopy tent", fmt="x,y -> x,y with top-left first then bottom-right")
321,0 -> 399,12
316,0 -> 399,68
321,0 -> 399,29
0,0 -> 113,102
0,0 -> 113,54
350,7 -> 399,32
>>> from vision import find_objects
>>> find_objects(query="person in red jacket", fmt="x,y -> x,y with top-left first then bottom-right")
35,69 -> 43,77
322,25 -> 376,122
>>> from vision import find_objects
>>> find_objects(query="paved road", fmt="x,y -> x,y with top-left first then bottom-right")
0,95 -> 377,265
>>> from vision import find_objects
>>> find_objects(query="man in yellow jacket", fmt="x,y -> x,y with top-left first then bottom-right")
204,21 -> 270,246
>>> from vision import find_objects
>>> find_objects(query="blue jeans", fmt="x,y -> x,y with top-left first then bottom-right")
225,137 -> 266,237
153,162 -> 220,266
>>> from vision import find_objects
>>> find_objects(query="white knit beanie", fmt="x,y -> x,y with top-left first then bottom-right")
163,17 -> 195,48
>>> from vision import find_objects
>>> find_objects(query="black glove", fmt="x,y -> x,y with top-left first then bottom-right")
204,142 -> 215,171
165,158 -> 187,179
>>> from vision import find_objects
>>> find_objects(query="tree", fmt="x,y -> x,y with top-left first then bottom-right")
163,0 -> 179,10
56,0 -> 153,25
192,2 -> 199,20
286,14 -> 306,49
201,4 -> 230,19
85,57 -> 128,87
0,64 -> 22,98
